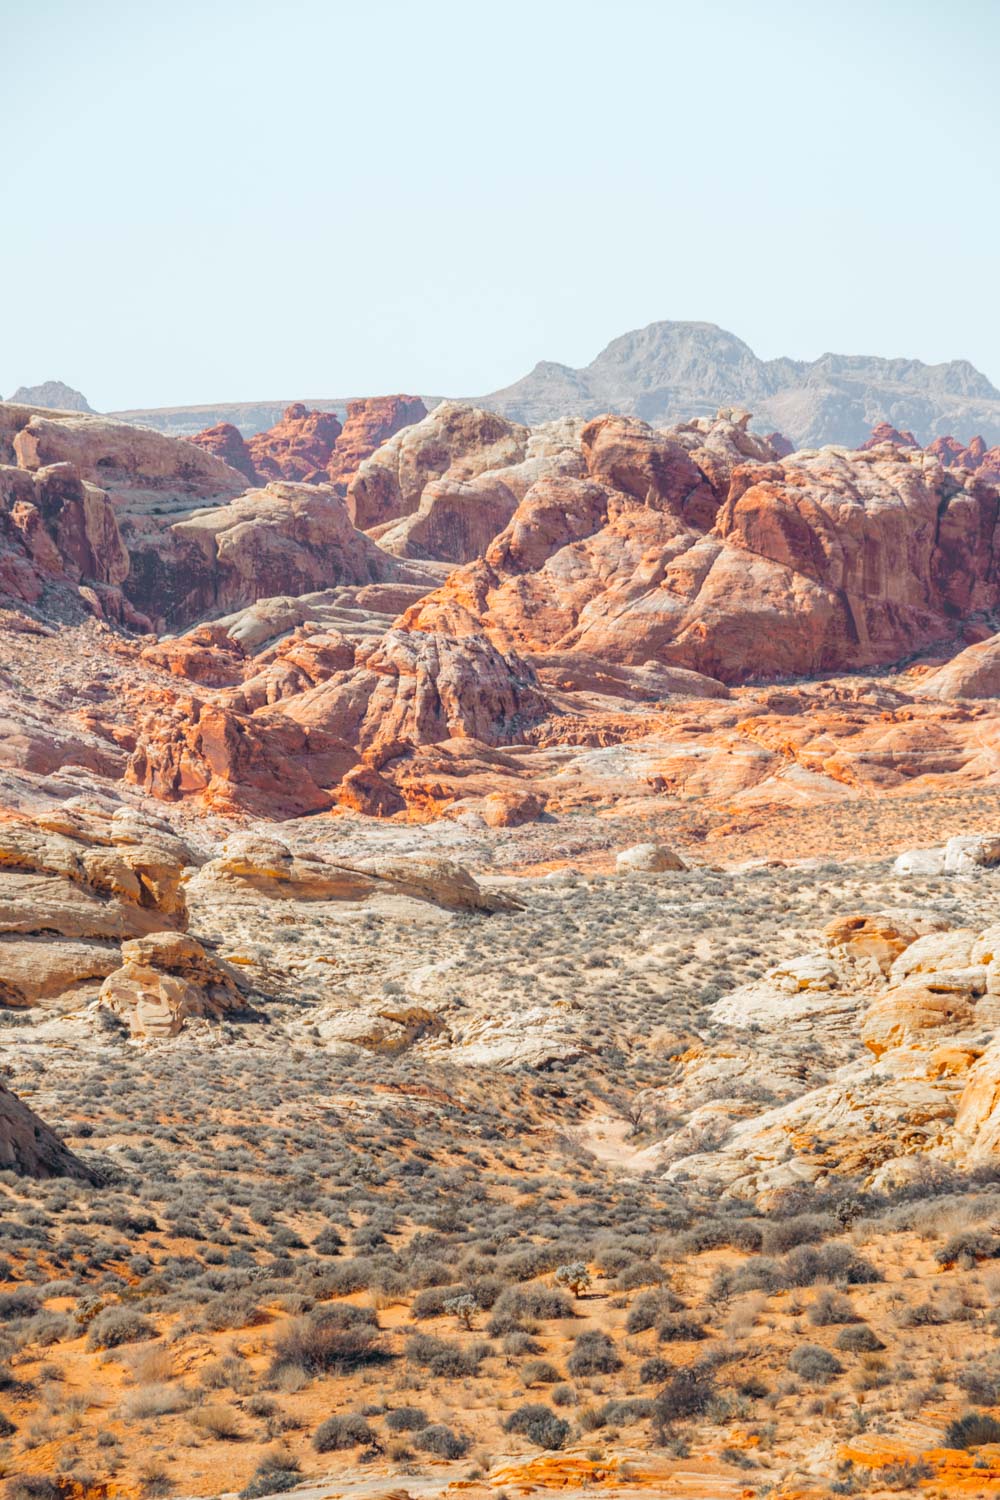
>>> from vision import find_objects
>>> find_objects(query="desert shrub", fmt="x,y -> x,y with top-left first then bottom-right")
522,1358 -> 562,1385
835,1324 -> 884,1353
936,1231 -> 1000,1268
313,1413 -> 374,1451
657,1313 -> 708,1342
202,1291 -> 268,1331
270,1310 -> 388,1376
944,1411 -> 1000,1449
405,1331 -> 489,1377
0,1412 -> 15,1437
626,1289 -> 681,1334
412,1285 -> 461,1319
551,1383 -> 577,1406
311,1226 -> 344,1256
239,1454 -> 301,1498
385,1406 -> 428,1433
808,1291 -> 857,1326
416,1423 -> 470,1459
567,1329 -> 621,1377
5,1480 -> 64,1500
614,1259 -> 665,1291
489,1285 -> 574,1334
652,1364 -> 717,1429
0,1291 -> 40,1322
959,1362 -> 1000,1404
87,1306 -> 155,1349
191,1403 -> 244,1440
639,1355 -> 673,1384
601,1397 -> 652,1424
787,1344 -> 843,1383
504,1403 -> 570,1449
760,1214 -> 837,1255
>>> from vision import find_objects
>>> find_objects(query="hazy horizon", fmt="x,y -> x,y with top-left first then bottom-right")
6,0 -> 1000,410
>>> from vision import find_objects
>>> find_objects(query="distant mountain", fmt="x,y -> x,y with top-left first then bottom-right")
481,321 -> 1000,449
9,380 -> 93,413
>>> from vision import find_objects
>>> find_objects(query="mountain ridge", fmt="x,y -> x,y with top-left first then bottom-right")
481,320 -> 1000,446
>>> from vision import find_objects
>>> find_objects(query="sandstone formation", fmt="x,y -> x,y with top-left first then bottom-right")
324,395 -> 428,485
187,421 -> 261,485
0,1080 -> 100,1181
3,404 -> 248,516
346,402 -> 529,531
403,409 -> 1000,683
188,832 -> 515,914
247,403 -> 343,483
98,930 -> 246,1038
0,807 -> 193,1008
615,843 -> 686,873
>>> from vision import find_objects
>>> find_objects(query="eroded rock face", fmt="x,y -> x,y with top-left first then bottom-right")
99,931 -> 246,1038
281,628 -> 551,755
188,832 -> 515,914
188,422 -> 261,486
405,423 -> 1000,683
6,406 -> 247,515
0,1081 -> 100,1181
346,402 -> 529,531
0,808 -> 194,1007
125,482 -> 408,629
325,395 -> 427,486
248,404 -> 343,484
615,843 -> 686,874
657,894 -> 1000,1201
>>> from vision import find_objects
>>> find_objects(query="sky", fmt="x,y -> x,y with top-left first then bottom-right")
3,0 -> 998,411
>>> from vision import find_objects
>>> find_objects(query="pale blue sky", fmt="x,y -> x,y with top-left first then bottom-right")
4,0 -> 997,410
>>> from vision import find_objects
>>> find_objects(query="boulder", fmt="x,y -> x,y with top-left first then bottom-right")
615,843 -> 687,874
99,931 -> 246,1038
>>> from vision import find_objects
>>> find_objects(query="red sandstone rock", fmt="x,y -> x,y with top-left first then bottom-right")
859,422 -> 920,450
248,404 -> 343,483
404,425 -> 1000,683
325,395 -> 427,486
188,422 -> 261,485
346,402 -> 529,530
927,433 -> 1000,481
281,628 -> 551,756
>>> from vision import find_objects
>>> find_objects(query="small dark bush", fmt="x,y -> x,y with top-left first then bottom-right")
835,1324 -> 884,1353
271,1310 -> 388,1376
944,1411 -> 1000,1450
87,1306 -> 155,1350
312,1226 -> 345,1256
626,1289 -> 682,1334
0,1291 -> 40,1322
385,1406 -> 428,1433
787,1344 -> 843,1383
567,1329 -> 621,1377
504,1403 -> 571,1449
5,1480 -> 64,1500
657,1314 -> 708,1343
313,1413 -> 374,1451
405,1332 -> 489,1377
416,1423 -> 470,1459
639,1356 -> 673,1384
652,1364 -> 716,1428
